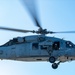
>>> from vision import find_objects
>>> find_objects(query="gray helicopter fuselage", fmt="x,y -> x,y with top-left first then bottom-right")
0,35 -> 75,63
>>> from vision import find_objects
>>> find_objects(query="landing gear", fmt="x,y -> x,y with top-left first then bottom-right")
51,61 -> 61,69
47,46 -> 60,69
49,56 -> 61,69
49,56 -> 57,69
49,56 -> 56,63
52,63 -> 58,69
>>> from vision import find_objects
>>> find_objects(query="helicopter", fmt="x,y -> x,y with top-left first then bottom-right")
0,0 -> 75,69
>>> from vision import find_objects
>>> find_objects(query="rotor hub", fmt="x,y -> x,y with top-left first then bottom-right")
35,28 -> 49,35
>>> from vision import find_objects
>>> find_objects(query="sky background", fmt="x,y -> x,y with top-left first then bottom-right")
0,0 -> 75,75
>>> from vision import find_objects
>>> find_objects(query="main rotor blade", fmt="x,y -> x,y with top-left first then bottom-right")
48,31 -> 75,34
0,27 -> 35,33
20,0 -> 42,29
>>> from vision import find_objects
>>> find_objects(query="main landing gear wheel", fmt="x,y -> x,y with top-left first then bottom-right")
49,56 -> 56,63
51,61 -> 61,69
52,63 -> 58,69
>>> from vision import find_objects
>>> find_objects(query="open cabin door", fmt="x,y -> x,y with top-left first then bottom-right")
52,41 -> 60,50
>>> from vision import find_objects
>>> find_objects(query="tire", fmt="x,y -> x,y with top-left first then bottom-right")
49,56 -> 56,63
52,63 -> 58,69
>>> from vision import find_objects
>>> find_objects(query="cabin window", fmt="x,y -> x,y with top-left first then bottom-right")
41,45 -> 48,50
32,43 -> 39,50
52,41 -> 60,50
66,41 -> 73,48
41,45 -> 52,50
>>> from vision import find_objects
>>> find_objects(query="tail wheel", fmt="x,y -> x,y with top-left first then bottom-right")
49,56 -> 56,63
52,63 -> 58,69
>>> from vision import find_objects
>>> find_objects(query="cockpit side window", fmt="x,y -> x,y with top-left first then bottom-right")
13,38 -> 18,43
66,41 -> 73,48
2,39 -> 17,46
1,38 -> 25,46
